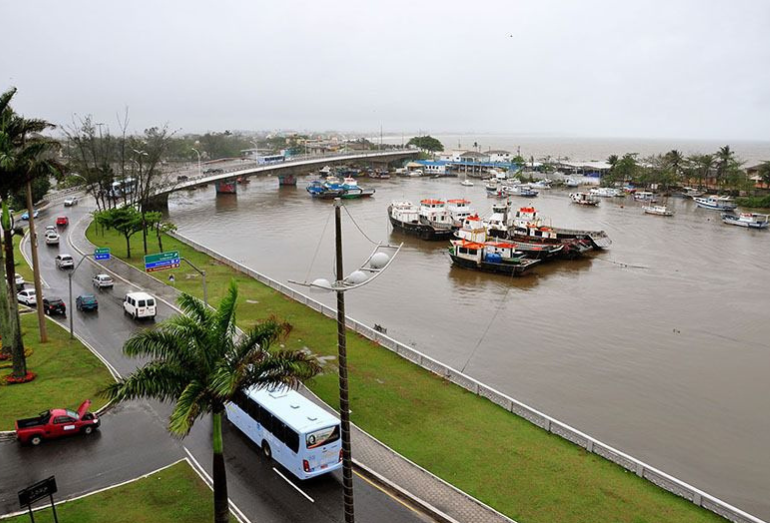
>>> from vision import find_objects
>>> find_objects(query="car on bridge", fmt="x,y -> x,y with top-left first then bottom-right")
15,399 -> 100,446
203,168 -> 224,174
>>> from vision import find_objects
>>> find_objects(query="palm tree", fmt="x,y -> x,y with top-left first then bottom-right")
105,282 -> 320,523
664,150 -> 685,182
715,145 -> 735,188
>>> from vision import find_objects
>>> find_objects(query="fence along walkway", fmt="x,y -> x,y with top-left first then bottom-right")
169,230 -> 765,523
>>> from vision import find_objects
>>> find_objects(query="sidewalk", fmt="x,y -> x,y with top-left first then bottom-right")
71,215 -> 514,523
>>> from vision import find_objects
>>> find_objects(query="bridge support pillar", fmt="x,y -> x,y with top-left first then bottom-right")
144,193 -> 169,212
216,178 -> 238,194
278,174 -> 297,186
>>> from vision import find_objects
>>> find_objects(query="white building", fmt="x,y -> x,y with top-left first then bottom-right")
487,150 -> 512,163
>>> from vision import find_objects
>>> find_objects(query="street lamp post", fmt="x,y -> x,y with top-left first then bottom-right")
191,147 -> 202,176
290,199 -> 402,523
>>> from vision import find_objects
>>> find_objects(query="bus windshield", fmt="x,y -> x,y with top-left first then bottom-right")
306,425 -> 340,449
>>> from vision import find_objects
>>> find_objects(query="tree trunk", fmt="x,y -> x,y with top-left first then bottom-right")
25,181 -> 47,343
157,227 -> 164,252
1,206 -> 27,377
212,411 -> 229,523
0,227 -> 13,359
125,234 -> 131,259
142,215 -> 148,255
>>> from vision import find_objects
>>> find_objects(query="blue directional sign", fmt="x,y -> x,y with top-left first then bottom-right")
144,250 -> 180,272
94,247 -> 111,261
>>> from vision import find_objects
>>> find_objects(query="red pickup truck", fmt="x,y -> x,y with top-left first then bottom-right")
15,400 -> 100,446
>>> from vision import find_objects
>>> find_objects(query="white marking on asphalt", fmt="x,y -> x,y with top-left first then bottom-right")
272,467 -> 315,503
183,447 -> 253,523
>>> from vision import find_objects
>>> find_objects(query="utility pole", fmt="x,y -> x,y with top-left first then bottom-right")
334,199 -> 355,523
25,181 -> 47,343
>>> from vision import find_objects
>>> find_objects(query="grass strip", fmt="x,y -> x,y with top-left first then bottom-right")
0,313 -> 113,430
2,460 -> 234,523
87,223 -> 727,523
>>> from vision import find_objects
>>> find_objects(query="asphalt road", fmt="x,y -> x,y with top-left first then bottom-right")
0,199 -> 428,523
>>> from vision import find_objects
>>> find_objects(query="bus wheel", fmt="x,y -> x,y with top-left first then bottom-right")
262,442 -> 272,459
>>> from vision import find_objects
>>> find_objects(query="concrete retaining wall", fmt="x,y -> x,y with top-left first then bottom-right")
169,231 -> 765,523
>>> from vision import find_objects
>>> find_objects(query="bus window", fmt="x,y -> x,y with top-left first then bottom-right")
285,429 -> 299,453
306,425 -> 340,449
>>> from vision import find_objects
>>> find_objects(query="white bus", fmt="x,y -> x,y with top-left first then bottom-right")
226,386 -> 342,480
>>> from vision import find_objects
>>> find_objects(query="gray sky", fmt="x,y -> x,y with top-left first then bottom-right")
2,0 -> 769,140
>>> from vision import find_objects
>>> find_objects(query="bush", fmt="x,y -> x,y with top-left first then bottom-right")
736,194 -> 770,208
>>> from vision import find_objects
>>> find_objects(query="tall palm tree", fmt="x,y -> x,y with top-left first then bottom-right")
665,150 -> 685,182
105,282 -> 320,523
715,145 -> 735,187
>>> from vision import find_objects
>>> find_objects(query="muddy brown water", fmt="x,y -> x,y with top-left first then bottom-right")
169,176 -> 770,519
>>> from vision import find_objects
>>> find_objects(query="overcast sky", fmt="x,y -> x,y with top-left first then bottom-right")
2,0 -> 769,141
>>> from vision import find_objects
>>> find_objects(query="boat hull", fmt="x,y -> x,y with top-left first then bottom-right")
449,253 -> 541,275
389,213 -> 454,241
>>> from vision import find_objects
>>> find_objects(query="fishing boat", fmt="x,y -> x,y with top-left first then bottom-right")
507,184 -> 539,198
319,166 -> 333,176
306,180 -> 344,199
565,177 -> 580,188
721,212 -> 769,229
570,192 -> 600,206
455,214 -> 488,243
590,187 -> 623,198
446,199 -> 474,228
448,239 -> 541,275
643,205 -> 674,217
682,187 -> 703,198
633,191 -> 658,202
531,179 -> 552,190
484,200 -> 513,238
388,200 -> 454,241
485,182 -> 507,198
341,186 -> 376,199
694,195 -> 738,211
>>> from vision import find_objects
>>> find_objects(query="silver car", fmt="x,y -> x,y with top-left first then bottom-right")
92,274 -> 114,288
55,254 -> 75,269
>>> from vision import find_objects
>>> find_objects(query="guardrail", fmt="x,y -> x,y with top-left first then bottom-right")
167,230 -> 765,523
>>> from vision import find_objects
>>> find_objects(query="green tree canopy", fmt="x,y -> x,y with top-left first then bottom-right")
407,135 -> 444,152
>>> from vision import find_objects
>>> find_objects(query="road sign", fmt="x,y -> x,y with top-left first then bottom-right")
94,247 -> 111,261
19,476 -> 57,507
144,250 -> 180,272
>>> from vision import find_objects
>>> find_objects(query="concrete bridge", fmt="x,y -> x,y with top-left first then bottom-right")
146,149 -> 418,209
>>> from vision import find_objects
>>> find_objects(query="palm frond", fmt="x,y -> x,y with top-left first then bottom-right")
102,362 -> 190,403
177,292 -> 212,325
122,324 -> 203,372
212,280 -> 239,347
168,380 -> 210,436
212,349 -> 321,399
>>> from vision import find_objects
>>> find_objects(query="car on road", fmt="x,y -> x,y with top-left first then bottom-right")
15,399 -> 100,446
42,297 -> 66,316
14,273 -> 24,289
203,167 -> 224,174
177,175 -> 189,182
63,196 -> 79,207
76,294 -> 98,312
55,254 -> 75,269
123,291 -> 156,320
21,209 -> 39,220
45,232 -> 60,245
17,289 -> 37,306
56,216 -> 69,227
45,225 -> 56,233
92,274 -> 114,288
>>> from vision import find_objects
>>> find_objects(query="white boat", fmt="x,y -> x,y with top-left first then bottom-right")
569,192 -> 600,206
408,169 -> 424,177
455,214 -> 488,243
484,200 -> 513,238
643,205 -> 674,217
693,195 -> 737,211
446,198 -> 474,228
721,212 -> 769,229
633,191 -> 658,202
507,184 -> 539,198
565,177 -> 580,188
319,166 -> 333,176
683,187 -> 703,198
530,179 -> 551,190
590,187 -> 622,198
460,179 -> 474,187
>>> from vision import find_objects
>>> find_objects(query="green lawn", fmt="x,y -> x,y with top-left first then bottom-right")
12,233 -> 34,283
0,313 -> 114,430
3,460 -> 233,523
87,223 -> 727,523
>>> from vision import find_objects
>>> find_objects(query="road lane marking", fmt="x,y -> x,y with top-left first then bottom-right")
354,470 -> 425,517
183,447 -> 253,523
272,467 -> 315,503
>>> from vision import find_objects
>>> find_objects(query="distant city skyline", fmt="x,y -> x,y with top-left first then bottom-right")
2,0 -> 769,142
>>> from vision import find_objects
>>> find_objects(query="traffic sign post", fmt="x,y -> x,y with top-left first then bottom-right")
144,251 -> 181,272
18,476 -> 58,523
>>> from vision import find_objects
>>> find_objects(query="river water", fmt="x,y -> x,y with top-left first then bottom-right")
168,174 -> 770,519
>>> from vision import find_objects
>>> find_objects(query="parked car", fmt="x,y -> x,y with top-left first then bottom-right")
15,400 -> 100,446
45,232 -> 60,245
21,209 -> 39,220
123,292 -> 156,320
63,197 -> 79,207
92,274 -> 114,288
42,297 -> 66,316
14,273 -> 24,289
17,289 -> 37,306
56,216 -> 69,227
76,294 -> 98,312
55,254 -> 75,269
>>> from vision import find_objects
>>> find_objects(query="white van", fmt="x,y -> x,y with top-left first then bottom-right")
123,292 -> 157,320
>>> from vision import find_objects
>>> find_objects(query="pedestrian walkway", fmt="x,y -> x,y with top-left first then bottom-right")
71,215 -> 515,523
